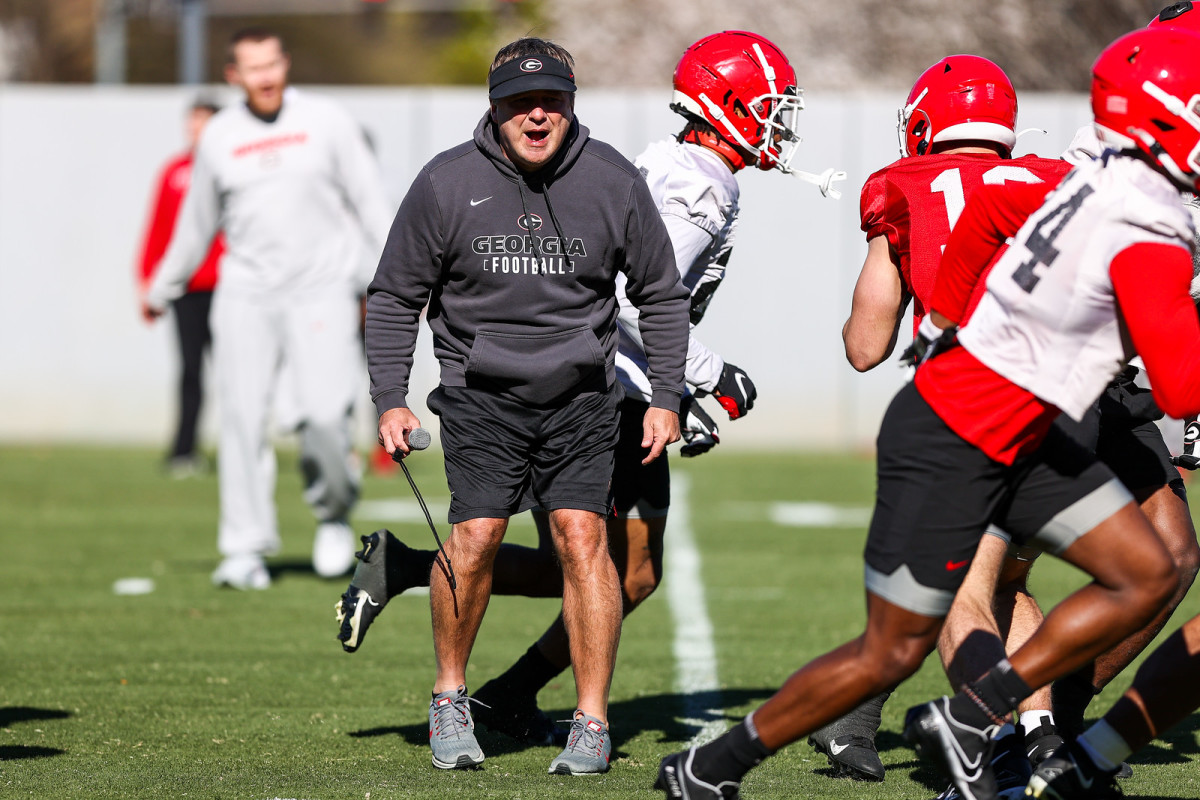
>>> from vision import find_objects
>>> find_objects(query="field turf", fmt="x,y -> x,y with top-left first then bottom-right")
2,445 -> 1200,798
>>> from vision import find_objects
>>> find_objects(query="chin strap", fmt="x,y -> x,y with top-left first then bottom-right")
786,166 -> 848,199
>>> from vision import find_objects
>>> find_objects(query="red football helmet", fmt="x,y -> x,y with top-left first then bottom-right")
1149,1 -> 1200,32
671,31 -> 804,173
1092,27 -> 1200,192
897,55 -> 1018,157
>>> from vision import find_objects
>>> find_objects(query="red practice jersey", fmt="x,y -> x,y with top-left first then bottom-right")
860,152 -> 1072,334
138,152 -> 223,293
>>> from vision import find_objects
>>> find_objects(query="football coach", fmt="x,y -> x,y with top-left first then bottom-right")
363,37 -> 689,775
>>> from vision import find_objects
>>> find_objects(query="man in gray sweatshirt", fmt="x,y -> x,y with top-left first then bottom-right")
362,37 -> 689,775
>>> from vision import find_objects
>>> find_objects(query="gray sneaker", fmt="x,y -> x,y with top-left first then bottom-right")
548,711 -> 611,775
429,686 -> 485,770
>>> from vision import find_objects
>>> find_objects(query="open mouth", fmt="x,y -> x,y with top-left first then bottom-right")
525,130 -> 549,143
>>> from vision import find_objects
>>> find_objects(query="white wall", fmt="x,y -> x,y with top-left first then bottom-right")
0,84 -> 1091,449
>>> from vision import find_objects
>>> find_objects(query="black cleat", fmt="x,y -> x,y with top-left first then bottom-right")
808,691 -> 889,781
930,728 -> 1032,800
904,698 -> 999,800
334,529 -> 412,653
1025,741 -> 1122,799
471,679 -> 568,747
1023,721 -> 1064,767
655,749 -> 741,799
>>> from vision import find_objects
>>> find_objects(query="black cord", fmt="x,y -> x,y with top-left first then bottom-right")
398,458 -> 456,590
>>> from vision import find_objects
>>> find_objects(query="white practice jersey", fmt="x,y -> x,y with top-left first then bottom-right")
615,139 -> 739,402
959,154 -> 1196,421
147,88 -> 392,306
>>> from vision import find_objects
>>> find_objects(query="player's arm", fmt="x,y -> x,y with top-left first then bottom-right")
365,169 -> 442,454
143,144 -> 222,320
929,181 -> 1055,325
1112,242 -> 1200,419
842,235 -> 911,371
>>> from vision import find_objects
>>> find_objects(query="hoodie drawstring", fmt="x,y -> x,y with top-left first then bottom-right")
517,177 -> 573,274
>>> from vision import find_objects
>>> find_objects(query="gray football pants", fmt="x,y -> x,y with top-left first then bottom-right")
211,289 -> 362,558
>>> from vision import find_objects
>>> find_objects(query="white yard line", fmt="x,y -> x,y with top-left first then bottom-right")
664,473 -> 726,747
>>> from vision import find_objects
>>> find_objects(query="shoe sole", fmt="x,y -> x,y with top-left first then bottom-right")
549,762 -> 608,775
335,586 -> 380,652
432,752 -> 484,770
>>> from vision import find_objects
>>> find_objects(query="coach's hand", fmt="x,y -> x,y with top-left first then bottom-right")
679,395 -> 720,457
379,407 -> 422,459
713,362 -> 756,420
641,406 -> 681,465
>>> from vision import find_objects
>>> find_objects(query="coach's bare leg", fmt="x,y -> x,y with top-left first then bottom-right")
939,537 -> 1053,712
532,515 -> 667,669
1006,502 -> 1177,691
549,508 -> 622,722
1084,483 -> 1199,690
751,593 -> 943,750
431,517 -> 508,693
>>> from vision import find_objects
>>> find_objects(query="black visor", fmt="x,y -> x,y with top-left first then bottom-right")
488,55 -> 576,101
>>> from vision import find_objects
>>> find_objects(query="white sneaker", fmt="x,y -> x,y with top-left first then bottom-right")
211,555 -> 270,590
313,521 -> 356,578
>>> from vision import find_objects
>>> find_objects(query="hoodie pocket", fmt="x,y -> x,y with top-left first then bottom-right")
466,325 -> 605,406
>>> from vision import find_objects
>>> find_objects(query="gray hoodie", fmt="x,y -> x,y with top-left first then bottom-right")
366,112 -> 689,413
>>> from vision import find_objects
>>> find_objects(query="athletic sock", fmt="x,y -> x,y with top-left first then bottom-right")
691,715 -> 774,784
1020,709 -> 1056,738
1077,720 -> 1131,773
488,643 -> 567,697
948,660 -> 1034,729
386,535 -> 436,597
1051,669 -> 1099,739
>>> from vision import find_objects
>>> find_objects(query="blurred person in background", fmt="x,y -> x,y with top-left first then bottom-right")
137,97 -> 224,479
142,27 -> 393,590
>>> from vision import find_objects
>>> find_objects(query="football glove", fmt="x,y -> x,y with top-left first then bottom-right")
899,315 -> 959,368
680,395 -> 720,457
713,362 -> 756,420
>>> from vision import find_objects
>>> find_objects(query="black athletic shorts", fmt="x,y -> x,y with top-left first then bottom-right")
863,382 -> 1132,617
427,383 -> 621,524
1096,376 -> 1179,494
611,398 -> 671,519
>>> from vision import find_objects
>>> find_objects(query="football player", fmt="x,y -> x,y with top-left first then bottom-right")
657,23 -> 1200,800
821,55 -> 1072,792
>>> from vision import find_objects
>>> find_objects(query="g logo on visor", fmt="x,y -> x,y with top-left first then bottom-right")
520,58 -> 543,72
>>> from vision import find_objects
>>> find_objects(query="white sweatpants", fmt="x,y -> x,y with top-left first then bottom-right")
211,289 -> 362,558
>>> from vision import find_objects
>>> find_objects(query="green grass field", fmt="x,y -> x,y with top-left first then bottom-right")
3,446 -> 1200,799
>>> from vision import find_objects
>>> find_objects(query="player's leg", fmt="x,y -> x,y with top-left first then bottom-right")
285,293 -> 362,578
1028,611 -> 1200,799
905,437 -> 1176,800
658,382 -> 997,799
167,290 -> 212,472
210,290 -> 282,589
1053,412 -> 1199,740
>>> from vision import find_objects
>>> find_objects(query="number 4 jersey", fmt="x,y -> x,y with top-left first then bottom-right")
917,154 -> 1198,464
860,153 -> 1072,333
